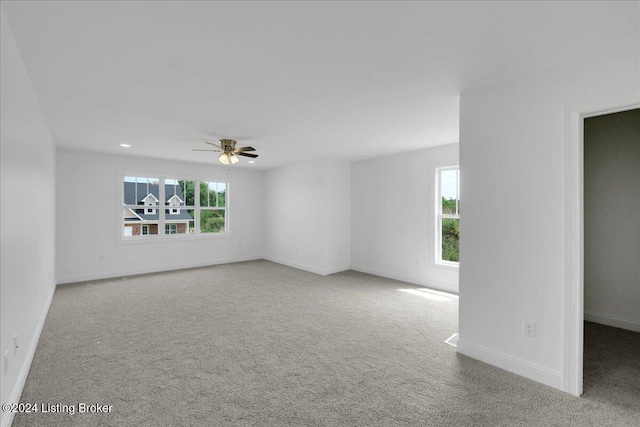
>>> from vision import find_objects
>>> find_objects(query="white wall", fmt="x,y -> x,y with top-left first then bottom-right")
264,159 -> 351,275
56,149 -> 265,283
584,109 -> 640,332
351,144 -> 459,293
0,8 -> 56,427
458,47 -> 639,389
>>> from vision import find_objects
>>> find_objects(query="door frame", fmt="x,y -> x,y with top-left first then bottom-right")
562,92 -> 639,396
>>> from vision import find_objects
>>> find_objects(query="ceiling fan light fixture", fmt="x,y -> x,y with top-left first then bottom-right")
199,139 -> 257,165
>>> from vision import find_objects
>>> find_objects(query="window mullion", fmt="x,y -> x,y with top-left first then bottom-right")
159,178 -> 166,235
194,180 -> 201,234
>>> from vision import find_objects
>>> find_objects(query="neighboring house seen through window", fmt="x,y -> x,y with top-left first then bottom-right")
122,176 -> 227,238
436,167 -> 459,264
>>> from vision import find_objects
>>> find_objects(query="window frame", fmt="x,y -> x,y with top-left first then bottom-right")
435,165 -> 460,267
117,172 -> 230,244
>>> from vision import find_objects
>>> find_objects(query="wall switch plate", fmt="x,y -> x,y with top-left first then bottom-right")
14,334 -> 19,355
524,320 -> 536,338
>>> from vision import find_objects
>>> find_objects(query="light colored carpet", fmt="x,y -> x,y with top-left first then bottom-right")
13,260 -> 640,426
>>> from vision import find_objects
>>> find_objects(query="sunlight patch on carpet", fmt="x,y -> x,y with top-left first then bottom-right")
398,288 -> 458,302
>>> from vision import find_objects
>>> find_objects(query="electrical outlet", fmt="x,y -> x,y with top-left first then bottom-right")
524,320 -> 536,338
14,334 -> 19,355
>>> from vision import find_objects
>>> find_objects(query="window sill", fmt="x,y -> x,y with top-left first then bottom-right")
117,233 -> 231,245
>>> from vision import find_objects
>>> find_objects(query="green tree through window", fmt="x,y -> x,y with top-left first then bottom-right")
441,213 -> 459,262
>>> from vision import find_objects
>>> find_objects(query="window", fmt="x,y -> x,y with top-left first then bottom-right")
199,181 -> 226,234
122,176 -> 225,238
436,167 -> 459,264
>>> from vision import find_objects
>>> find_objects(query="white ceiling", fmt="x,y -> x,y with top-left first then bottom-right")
2,1 -> 636,169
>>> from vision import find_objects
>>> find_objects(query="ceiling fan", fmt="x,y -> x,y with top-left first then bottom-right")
193,139 -> 258,165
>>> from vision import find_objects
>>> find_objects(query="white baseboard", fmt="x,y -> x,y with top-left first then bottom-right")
457,340 -> 563,391
56,255 -> 262,285
584,310 -> 640,333
2,284 -> 55,427
350,264 -> 458,294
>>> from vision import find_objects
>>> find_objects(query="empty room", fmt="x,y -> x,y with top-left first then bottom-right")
1,1 -> 638,426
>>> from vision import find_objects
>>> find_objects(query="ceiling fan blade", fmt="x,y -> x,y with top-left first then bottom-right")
192,149 -> 221,152
237,152 -> 258,158
234,146 -> 256,152
204,141 -> 222,148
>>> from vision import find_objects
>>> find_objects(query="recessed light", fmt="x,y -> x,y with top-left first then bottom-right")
248,160 -> 255,164
120,143 -> 131,148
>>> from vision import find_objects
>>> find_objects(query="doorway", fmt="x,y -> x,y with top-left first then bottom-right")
563,94 -> 639,397
583,108 -> 640,402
